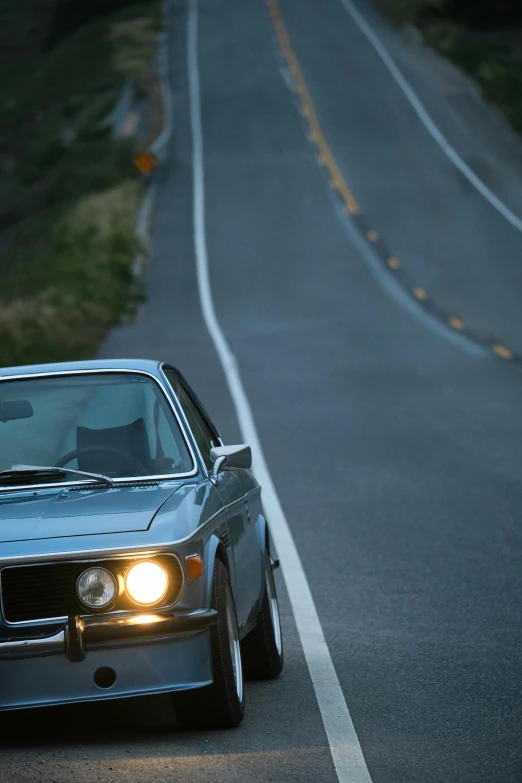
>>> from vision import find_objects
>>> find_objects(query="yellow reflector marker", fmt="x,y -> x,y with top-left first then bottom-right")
186,555 -> 204,581
125,561 -> 168,605
493,344 -> 514,360
387,257 -> 400,270
134,151 -> 157,174
449,317 -> 465,330
413,287 -> 428,301
367,230 -> 379,242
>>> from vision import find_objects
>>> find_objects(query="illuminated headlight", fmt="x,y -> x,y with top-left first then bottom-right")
125,561 -> 168,606
77,567 -> 117,609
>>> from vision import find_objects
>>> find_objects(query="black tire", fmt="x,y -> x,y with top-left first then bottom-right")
173,559 -> 245,729
242,549 -> 284,680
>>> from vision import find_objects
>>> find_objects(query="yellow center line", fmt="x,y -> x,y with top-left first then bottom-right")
493,344 -> 514,360
266,0 -> 360,215
266,0 -> 519,367
449,317 -> 465,331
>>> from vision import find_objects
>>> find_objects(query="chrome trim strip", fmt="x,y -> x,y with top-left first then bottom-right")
225,495 -> 247,511
0,630 -> 65,660
0,610 -> 218,660
168,495 -> 254,548
0,552 -> 185,627
0,369 -> 200,490
159,365 -> 210,476
0,543 -> 179,567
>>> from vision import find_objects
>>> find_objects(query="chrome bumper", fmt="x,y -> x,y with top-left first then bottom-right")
0,608 -> 217,662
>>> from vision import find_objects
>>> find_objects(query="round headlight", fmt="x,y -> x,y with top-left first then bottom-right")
77,567 -> 117,609
125,561 -> 168,606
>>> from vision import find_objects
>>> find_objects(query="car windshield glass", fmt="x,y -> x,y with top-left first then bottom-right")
0,372 -> 194,481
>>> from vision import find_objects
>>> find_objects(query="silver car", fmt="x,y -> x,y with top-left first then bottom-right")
0,359 -> 283,728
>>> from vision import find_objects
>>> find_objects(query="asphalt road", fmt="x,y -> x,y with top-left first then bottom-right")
2,0 -> 522,781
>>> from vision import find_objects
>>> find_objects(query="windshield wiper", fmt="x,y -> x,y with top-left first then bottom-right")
0,465 -> 114,488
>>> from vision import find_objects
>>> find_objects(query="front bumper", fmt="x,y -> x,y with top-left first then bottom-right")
0,608 -> 217,662
0,609 -> 217,711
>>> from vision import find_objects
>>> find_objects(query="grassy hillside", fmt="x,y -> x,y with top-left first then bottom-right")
0,0 -> 161,367
378,0 -> 522,133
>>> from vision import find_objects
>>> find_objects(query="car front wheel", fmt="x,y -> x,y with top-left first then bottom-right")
173,559 -> 245,729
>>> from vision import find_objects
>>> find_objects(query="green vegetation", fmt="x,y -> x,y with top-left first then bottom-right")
378,0 -> 522,133
383,0 -> 522,28
0,0 -> 161,367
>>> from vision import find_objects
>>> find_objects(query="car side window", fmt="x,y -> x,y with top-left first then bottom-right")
163,369 -> 218,471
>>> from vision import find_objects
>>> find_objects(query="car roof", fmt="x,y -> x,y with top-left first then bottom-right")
0,359 -> 168,379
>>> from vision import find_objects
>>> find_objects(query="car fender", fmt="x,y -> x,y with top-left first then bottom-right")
242,511 -> 268,619
203,534 -> 232,608
254,511 -> 269,554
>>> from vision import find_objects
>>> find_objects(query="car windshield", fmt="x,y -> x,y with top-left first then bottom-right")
0,372 -> 194,481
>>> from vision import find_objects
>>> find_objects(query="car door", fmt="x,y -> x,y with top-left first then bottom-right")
162,368 -> 255,630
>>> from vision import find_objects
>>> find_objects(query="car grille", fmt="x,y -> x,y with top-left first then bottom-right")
1,562 -> 87,622
0,555 -> 182,624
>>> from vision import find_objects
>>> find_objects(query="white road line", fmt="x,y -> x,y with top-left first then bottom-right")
187,1 -> 373,781
339,0 -> 522,235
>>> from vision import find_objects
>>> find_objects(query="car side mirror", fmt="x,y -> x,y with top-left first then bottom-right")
210,444 -> 252,479
0,400 -> 33,423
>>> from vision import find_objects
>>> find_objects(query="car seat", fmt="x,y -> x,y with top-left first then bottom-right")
76,417 -> 152,476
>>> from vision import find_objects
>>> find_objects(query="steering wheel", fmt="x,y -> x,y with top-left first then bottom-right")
55,446 -> 149,476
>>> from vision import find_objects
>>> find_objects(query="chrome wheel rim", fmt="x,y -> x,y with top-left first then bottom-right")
225,583 -> 243,702
266,554 -> 282,656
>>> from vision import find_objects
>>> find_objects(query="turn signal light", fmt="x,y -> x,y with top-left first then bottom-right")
186,555 -> 203,581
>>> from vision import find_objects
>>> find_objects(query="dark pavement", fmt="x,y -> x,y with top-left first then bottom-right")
2,0 -> 522,780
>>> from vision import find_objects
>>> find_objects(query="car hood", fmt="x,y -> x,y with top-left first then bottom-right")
0,483 -> 186,544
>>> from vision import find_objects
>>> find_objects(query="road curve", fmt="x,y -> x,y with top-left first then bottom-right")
2,1 -> 522,782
